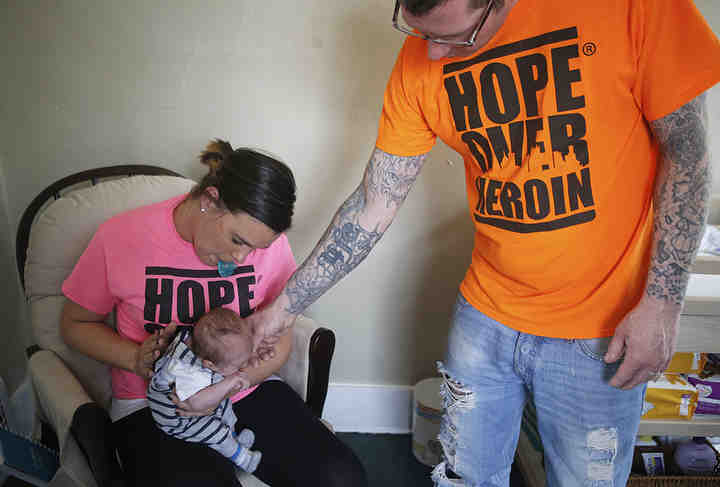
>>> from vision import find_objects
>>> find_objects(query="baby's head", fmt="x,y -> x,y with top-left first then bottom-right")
191,308 -> 252,375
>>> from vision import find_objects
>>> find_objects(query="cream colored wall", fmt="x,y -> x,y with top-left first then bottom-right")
0,14 -> 31,390
0,1 -> 719,390
698,1 -> 720,196
0,152 -> 29,393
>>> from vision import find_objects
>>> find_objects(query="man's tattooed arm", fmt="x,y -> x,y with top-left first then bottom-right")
604,94 -> 711,390
285,147 -> 427,314
647,93 -> 712,305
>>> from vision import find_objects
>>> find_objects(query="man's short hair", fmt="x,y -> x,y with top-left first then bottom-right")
402,0 -> 504,17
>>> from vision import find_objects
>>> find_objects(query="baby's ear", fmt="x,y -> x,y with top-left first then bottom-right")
202,359 -> 219,371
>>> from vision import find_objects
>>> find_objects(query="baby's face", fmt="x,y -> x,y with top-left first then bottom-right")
212,332 -> 253,376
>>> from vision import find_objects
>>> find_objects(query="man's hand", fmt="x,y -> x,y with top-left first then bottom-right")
133,322 -> 177,379
604,298 -> 680,389
612,92 -> 712,389
246,302 -> 297,366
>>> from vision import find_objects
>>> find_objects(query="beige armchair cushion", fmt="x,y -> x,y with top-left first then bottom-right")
30,296 -> 112,410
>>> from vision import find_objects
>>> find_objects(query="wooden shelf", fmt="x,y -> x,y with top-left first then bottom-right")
675,314 -> 720,352
638,416 -> 720,436
692,253 -> 720,275
677,255 -> 720,351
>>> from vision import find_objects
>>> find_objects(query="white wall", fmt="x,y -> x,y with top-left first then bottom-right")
698,1 -> 720,197
0,20 -> 31,391
0,1 -> 719,393
0,152 -> 29,393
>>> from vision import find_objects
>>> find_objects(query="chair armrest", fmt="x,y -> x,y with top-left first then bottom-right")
28,350 -> 93,442
276,315 -> 335,418
29,350 -> 121,487
70,404 -> 124,487
307,327 -> 335,418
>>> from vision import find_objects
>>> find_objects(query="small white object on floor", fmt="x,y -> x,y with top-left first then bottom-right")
699,225 -> 720,256
412,378 -> 444,467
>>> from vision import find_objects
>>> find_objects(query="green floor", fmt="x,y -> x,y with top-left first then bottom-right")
337,433 -> 435,486
337,432 -> 527,486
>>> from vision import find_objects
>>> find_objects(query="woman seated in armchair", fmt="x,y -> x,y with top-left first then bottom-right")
60,139 -> 367,487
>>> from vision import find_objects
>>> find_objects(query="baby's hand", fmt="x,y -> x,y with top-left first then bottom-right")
172,371 -> 252,417
228,371 -> 251,393
171,386 -> 215,417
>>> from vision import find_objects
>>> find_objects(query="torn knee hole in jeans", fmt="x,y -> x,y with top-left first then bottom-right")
434,362 -> 475,485
586,428 -> 617,485
431,462 -> 467,486
437,362 -> 475,410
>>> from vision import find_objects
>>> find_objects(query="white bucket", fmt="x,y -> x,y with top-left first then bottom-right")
412,377 -> 444,467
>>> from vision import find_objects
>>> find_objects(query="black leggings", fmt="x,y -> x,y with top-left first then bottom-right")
113,380 -> 367,487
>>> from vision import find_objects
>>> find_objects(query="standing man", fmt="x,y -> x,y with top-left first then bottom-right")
249,0 -> 720,485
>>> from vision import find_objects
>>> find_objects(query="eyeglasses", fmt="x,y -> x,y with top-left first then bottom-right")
392,0 -> 495,47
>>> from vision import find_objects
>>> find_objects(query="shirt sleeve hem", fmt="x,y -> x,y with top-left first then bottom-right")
646,72 -> 720,123
374,138 -> 435,158
62,286 -> 115,316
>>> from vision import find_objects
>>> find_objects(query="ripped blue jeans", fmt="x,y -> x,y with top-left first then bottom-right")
432,294 -> 645,487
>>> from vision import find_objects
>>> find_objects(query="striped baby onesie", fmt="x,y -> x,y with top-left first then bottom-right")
148,330 -> 260,472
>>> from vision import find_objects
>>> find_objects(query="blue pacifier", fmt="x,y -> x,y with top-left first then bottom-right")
217,260 -> 238,277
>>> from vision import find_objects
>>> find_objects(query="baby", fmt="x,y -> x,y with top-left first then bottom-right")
147,307 -> 261,473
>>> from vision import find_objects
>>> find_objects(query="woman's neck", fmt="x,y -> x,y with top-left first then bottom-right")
173,196 -> 197,243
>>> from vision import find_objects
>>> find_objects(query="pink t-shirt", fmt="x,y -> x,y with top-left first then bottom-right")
62,194 -> 297,402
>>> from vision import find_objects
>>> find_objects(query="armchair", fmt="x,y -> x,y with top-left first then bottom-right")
16,166 -> 335,487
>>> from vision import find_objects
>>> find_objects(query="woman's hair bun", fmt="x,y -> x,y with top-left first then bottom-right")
191,139 -> 296,232
199,139 -> 234,174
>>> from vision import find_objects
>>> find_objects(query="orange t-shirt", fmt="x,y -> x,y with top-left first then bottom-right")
376,0 -> 720,338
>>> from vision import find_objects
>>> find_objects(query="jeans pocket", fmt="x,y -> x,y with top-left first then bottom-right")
452,293 -> 473,316
575,337 -> 613,362
456,293 -> 471,307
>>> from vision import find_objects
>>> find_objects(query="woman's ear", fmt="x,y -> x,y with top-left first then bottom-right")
202,187 -> 221,211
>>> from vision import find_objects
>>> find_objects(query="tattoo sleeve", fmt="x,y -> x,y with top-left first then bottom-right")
647,93 -> 712,305
284,147 -> 428,314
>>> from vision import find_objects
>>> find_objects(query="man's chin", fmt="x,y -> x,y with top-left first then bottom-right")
443,50 -> 474,59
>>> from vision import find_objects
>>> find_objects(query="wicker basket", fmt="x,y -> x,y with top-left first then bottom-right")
627,475 -> 720,486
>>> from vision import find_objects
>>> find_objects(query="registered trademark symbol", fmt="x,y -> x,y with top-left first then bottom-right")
583,42 -> 597,56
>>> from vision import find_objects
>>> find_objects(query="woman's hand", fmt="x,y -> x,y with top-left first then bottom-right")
133,323 -> 177,379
